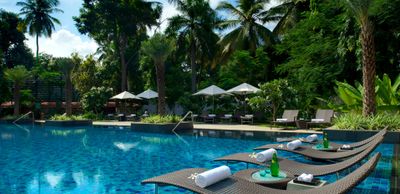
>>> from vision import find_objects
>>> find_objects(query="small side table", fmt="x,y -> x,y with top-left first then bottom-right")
295,120 -> 308,129
287,179 -> 327,190
233,169 -> 294,189
312,144 -> 338,152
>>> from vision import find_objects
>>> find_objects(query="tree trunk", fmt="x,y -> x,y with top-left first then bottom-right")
119,35 -> 128,92
190,37 -> 197,92
65,73 -> 72,116
361,20 -> 376,116
36,34 -> 39,66
13,83 -> 20,116
156,62 -> 166,115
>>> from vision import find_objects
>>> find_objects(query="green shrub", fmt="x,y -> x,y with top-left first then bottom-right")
333,113 -> 400,131
141,115 -> 182,124
50,114 -> 91,121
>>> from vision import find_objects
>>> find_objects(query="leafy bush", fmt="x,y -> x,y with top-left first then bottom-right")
249,79 -> 298,120
81,87 -> 113,114
50,114 -> 88,121
141,115 -> 182,124
333,113 -> 400,131
320,74 -> 400,112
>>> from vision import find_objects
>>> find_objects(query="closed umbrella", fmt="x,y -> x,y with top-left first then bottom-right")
227,83 -> 260,113
193,85 -> 227,113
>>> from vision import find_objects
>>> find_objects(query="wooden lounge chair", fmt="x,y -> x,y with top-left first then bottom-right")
241,114 -> 254,124
220,114 -> 233,123
253,134 -> 382,161
307,109 -> 334,127
214,135 -> 382,176
203,114 -> 216,123
141,152 -> 380,194
276,127 -> 387,150
272,110 -> 299,126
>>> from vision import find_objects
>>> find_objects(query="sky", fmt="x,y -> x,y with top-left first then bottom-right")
1,0 -> 279,57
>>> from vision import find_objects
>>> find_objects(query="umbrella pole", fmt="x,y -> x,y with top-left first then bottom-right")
213,96 -> 215,114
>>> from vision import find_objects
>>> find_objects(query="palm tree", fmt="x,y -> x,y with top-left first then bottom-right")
217,0 -> 277,59
344,0 -> 376,116
55,57 -> 76,116
141,34 -> 175,115
17,0 -> 63,65
167,0 -> 219,92
262,0 -> 310,35
4,65 -> 31,116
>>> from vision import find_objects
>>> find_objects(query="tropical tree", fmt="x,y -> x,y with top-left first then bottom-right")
216,0 -> 277,59
54,57 -> 76,116
167,0 -> 219,92
4,65 -> 31,116
74,0 -> 162,92
17,0 -> 63,65
141,34 -> 175,115
344,0 -> 376,116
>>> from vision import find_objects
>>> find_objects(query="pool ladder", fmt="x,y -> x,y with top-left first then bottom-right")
171,111 -> 193,133
13,111 -> 34,124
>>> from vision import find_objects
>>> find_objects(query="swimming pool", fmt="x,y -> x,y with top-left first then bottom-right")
0,124 -> 396,193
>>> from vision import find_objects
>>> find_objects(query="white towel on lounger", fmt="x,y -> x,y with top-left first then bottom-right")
256,148 -> 277,162
195,166 -> 231,188
287,140 -> 302,150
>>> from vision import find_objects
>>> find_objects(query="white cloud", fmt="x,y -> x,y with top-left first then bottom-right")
209,0 -> 222,9
25,29 -> 98,57
148,2 -> 180,36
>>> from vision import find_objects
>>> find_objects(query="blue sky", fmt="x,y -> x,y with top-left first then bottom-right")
1,0 -> 278,57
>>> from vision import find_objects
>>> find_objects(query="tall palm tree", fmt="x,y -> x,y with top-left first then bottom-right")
217,0 -> 277,59
16,0 -> 63,65
4,65 -> 31,116
167,0 -> 219,92
344,0 -> 376,116
141,34 -> 175,115
55,57 -> 76,116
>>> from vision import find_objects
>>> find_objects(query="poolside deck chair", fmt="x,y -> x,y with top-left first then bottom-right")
203,114 -> 216,123
126,114 -> 137,121
214,135 -> 382,176
272,110 -> 299,126
220,114 -> 233,123
241,114 -> 254,124
307,109 -> 334,127
253,134 -> 382,161
276,127 -> 387,150
142,153 -> 380,194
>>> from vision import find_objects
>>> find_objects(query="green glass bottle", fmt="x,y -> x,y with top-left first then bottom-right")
323,131 -> 329,148
270,152 -> 279,177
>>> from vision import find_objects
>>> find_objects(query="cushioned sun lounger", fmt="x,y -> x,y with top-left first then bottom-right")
307,109 -> 334,127
253,134 -> 383,161
276,127 -> 387,150
141,153 -> 380,194
272,110 -> 299,125
214,136 -> 382,176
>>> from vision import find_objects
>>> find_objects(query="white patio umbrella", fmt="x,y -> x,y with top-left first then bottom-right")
110,91 -> 141,114
137,89 -> 158,99
111,91 -> 142,100
227,83 -> 260,113
193,85 -> 227,113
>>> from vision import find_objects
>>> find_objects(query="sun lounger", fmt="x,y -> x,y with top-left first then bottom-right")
215,135 -> 382,176
307,109 -> 334,127
276,127 -> 387,150
204,114 -> 216,123
253,134 -> 382,161
142,152 -> 380,194
220,114 -> 233,123
241,114 -> 254,124
272,110 -> 299,125
126,114 -> 137,121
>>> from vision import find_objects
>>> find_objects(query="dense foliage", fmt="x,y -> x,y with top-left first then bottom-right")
1,0 -> 400,127
333,113 -> 400,131
141,115 -> 182,124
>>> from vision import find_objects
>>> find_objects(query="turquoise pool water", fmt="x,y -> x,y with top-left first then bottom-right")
0,124 -> 395,193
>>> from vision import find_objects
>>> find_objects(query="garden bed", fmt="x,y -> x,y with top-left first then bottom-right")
131,122 -> 193,133
324,128 -> 400,144
44,120 -> 93,127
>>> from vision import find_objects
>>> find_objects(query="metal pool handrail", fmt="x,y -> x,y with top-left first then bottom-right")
171,111 -> 193,133
13,111 -> 34,124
